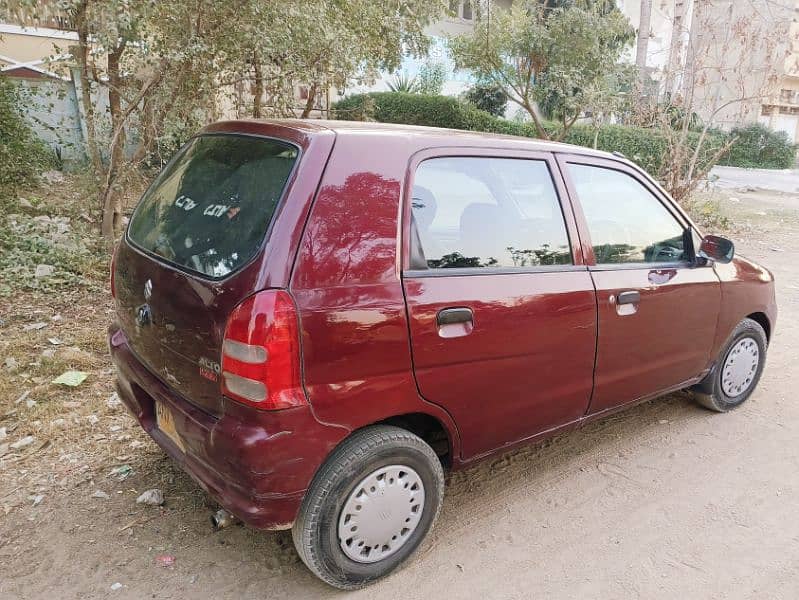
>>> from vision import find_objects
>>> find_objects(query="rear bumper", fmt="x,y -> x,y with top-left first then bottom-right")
109,324 -> 346,530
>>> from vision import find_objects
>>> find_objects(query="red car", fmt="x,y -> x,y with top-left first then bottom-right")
110,120 -> 776,589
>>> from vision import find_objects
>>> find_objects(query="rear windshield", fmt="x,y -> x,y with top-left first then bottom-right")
127,134 -> 298,279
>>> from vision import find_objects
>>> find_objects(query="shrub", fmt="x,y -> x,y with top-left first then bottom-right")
333,92 -> 790,177
720,123 -> 796,169
463,83 -> 508,117
0,76 -> 53,194
334,92 -> 671,175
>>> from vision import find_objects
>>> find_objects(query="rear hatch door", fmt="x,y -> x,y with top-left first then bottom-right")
114,133 -> 301,416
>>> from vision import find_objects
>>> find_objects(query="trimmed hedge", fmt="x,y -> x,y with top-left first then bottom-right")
333,92 -> 788,174
719,123 -> 795,170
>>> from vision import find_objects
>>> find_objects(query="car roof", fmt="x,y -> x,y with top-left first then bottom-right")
207,118 -> 622,161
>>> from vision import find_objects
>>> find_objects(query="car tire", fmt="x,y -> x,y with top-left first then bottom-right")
291,425 -> 445,590
693,317 -> 768,412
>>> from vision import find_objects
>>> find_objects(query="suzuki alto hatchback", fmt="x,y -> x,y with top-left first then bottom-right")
110,119 -> 776,589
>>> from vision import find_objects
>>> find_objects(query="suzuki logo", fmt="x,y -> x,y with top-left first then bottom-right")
135,304 -> 152,327
143,279 -> 153,301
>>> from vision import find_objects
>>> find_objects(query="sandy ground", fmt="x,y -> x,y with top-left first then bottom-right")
2,174 -> 799,599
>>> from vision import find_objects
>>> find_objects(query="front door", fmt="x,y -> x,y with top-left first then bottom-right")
402,150 -> 597,460
558,155 -> 721,415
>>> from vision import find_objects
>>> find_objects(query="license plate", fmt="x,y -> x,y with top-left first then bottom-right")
155,401 -> 185,452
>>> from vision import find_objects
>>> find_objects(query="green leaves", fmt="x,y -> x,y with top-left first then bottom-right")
720,124 -> 796,170
0,77 -> 54,194
449,0 -> 634,139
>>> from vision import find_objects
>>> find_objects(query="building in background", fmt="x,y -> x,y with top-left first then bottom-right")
759,4 -> 799,143
0,22 -> 73,80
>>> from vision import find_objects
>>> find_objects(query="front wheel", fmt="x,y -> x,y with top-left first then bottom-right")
693,317 -> 768,412
292,425 -> 444,590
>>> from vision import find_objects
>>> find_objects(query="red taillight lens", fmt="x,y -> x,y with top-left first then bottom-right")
110,245 -> 118,298
221,290 -> 306,411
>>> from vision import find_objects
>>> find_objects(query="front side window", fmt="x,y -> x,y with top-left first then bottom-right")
566,164 -> 688,265
411,157 -> 571,269
127,135 -> 298,278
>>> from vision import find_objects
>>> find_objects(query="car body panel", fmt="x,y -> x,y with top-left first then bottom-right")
555,153 -> 723,414
403,271 -> 597,459
289,132 -> 464,460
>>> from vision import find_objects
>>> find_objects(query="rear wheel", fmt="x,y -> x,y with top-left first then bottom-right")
693,317 -> 768,412
292,425 -> 444,590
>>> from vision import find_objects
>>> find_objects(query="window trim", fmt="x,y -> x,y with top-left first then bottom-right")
401,147 -> 585,277
124,132 -> 302,282
405,264 -> 588,279
555,154 -> 697,269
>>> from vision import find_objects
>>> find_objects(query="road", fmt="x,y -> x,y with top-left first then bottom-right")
2,184 -> 799,599
710,165 -> 799,193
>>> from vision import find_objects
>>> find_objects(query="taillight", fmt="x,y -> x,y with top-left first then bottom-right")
110,245 -> 118,298
221,290 -> 306,410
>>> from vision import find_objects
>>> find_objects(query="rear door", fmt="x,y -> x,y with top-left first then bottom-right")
115,133 -> 301,416
557,154 -> 721,415
402,149 -> 597,460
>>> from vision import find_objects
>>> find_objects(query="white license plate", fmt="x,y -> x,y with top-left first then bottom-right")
155,401 -> 185,452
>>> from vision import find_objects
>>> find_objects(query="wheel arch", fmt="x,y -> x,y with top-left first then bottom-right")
746,311 -> 771,342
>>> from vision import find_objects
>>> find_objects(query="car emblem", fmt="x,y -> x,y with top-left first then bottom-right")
143,279 -> 153,301
135,304 -> 152,327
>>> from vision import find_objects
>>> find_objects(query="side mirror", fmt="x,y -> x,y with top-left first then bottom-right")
698,234 -> 734,264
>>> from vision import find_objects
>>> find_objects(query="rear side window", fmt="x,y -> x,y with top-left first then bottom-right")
411,157 -> 571,269
127,135 -> 298,279
566,164 -> 687,265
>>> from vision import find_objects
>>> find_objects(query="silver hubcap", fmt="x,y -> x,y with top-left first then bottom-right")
721,337 -> 760,397
337,465 -> 425,563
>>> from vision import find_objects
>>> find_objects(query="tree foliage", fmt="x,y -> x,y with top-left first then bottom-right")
416,60 -> 447,95
0,77 -> 53,194
448,0 -> 633,140
3,0 -> 446,239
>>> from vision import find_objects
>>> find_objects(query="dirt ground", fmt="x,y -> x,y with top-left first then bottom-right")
2,177 -> 798,599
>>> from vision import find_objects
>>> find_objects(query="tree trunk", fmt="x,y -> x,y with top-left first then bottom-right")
521,100 -> 549,140
72,1 -> 103,178
636,0 -> 652,81
300,83 -> 317,118
252,55 -> 263,118
100,43 -> 126,240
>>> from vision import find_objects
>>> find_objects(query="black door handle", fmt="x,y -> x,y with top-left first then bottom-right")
437,307 -> 473,326
617,291 -> 641,305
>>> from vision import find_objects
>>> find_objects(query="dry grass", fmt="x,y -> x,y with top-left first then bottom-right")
0,175 -> 152,516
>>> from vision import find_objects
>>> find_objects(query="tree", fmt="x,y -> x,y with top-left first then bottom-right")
4,0 -> 447,240
232,0 -> 447,118
449,0 -> 634,140
416,60 -> 447,95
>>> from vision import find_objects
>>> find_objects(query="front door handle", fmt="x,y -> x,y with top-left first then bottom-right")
437,307 -> 473,326
617,291 -> 641,305
436,307 -> 474,338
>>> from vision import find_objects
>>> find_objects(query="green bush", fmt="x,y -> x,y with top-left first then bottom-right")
0,76 -> 53,194
720,123 -> 796,169
334,92 -> 672,175
463,83 -> 508,117
333,92 -> 789,175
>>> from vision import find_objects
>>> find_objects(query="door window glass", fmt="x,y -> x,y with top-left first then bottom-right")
567,164 -> 687,264
412,157 -> 571,269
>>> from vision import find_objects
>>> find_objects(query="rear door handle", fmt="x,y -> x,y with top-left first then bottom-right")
617,291 -> 641,305
437,307 -> 473,326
